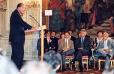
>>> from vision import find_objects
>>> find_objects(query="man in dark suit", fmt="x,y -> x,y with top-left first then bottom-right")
51,31 -> 58,52
9,3 -> 33,69
68,30 -> 76,45
73,29 -> 92,72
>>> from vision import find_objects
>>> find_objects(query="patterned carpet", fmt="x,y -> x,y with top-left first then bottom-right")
57,70 -> 102,74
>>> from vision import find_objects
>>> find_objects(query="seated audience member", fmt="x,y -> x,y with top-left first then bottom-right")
21,61 -> 56,74
58,33 -> 65,50
37,32 -> 55,55
80,29 -> 90,38
73,29 -> 92,72
96,31 -> 114,70
68,30 -> 76,45
56,32 -> 61,39
44,32 -> 57,52
92,31 -> 103,58
58,32 -> 75,71
59,33 -> 65,40
50,32 -> 59,52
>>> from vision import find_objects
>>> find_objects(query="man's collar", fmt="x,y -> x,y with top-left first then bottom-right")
17,9 -> 23,16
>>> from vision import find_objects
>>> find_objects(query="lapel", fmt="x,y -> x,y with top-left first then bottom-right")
83,37 -> 85,44
63,39 -> 66,47
107,39 -> 111,48
101,40 -> 104,48
79,38 -> 82,45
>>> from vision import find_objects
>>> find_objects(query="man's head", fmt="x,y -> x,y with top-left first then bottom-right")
51,32 -> 56,37
68,30 -> 73,36
17,3 -> 25,15
103,31 -> 109,40
64,32 -> 70,39
97,31 -> 103,37
80,29 -> 87,37
46,32 -> 51,38
60,33 -> 65,39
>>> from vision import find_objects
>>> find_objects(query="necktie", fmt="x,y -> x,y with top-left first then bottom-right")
67,39 -> 69,48
65,39 -> 69,48
81,37 -> 84,47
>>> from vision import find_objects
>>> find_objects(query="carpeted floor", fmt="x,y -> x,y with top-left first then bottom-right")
57,70 -> 102,74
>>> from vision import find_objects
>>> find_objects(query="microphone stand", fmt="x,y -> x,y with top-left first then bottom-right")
29,15 -> 46,61
29,15 -> 40,60
29,15 -> 40,27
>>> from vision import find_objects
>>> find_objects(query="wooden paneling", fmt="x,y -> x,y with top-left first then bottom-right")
42,0 -> 48,28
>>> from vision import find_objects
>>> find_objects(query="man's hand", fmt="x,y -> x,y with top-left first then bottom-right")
103,49 -> 112,53
78,48 -> 83,50
25,27 -> 40,32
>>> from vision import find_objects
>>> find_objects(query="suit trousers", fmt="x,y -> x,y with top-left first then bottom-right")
73,49 -> 90,71
11,41 -> 24,70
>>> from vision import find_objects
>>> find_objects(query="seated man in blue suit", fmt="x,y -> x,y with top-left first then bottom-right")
73,29 -> 92,72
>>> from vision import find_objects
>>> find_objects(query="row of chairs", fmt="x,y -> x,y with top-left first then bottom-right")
98,59 -> 114,70
65,56 -> 89,71
64,55 -> 114,71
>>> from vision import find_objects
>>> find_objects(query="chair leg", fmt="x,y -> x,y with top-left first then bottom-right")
98,60 -> 100,70
94,60 -> 95,69
61,61 -> 62,70
87,62 -> 88,71
110,60 -> 114,68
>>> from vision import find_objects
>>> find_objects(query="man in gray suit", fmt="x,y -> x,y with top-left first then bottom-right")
58,32 -> 75,71
96,31 -> 114,70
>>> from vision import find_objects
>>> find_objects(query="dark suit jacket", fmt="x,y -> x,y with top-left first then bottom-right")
70,36 -> 76,45
75,37 -> 92,56
51,37 -> 58,52
9,9 -> 32,43
44,38 -> 53,52
37,38 -> 56,54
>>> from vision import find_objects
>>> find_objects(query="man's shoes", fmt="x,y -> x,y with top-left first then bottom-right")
79,70 -> 83,72
106,54 -> 111,58
61,69 -> 66,72
61,68 -> 66,72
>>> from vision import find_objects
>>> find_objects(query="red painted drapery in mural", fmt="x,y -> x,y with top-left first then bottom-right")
49,0 -> 66,20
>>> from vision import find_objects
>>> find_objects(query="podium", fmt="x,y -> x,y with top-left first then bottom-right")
25,25 -> 46,61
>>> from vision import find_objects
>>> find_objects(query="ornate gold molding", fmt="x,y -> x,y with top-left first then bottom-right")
0,0 -> 7,10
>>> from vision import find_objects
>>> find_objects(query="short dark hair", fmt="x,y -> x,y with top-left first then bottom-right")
97,31 -> 103,35
17,3 -> 24,8
103,31 -> 110,34
64,31 -> 70,35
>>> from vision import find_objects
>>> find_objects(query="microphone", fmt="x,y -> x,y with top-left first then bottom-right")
29,15 -> 40,27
